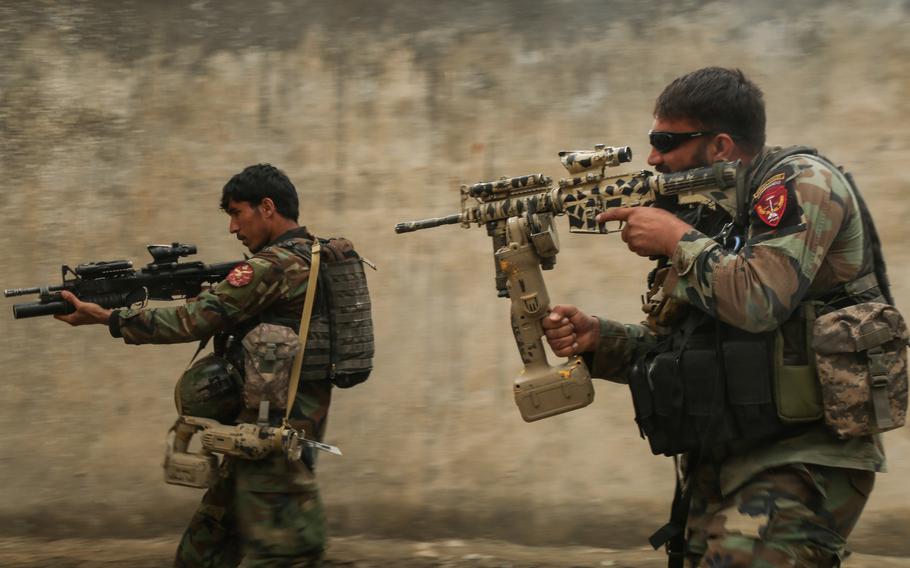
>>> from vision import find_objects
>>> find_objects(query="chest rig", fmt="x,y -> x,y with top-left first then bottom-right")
629,147 -> 891,459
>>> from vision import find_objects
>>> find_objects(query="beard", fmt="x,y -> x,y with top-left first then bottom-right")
654,143 -> 713,174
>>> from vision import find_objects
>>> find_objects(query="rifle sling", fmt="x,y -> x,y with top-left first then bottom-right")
285,241 -> 322,423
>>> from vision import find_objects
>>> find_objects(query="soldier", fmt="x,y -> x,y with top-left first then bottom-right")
56,164 -> 342,567
543,68 -> 890,566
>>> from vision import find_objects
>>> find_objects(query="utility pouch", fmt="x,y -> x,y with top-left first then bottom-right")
812,302 -> 909,438
774,304 -> 824,423
630,350 -> 699,456
241,323 -> 301,411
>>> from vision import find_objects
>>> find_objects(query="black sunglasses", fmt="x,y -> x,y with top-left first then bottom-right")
648,130 -> 714,153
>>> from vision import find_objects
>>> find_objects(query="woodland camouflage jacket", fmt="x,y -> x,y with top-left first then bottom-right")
586,148 -> 886,495
109,227 -> 332,466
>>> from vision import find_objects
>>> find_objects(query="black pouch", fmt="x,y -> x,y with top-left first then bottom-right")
722,338 -> 787,442
630,351 -> 694,456
629,354 -> 658,446
680,349 -> 722,446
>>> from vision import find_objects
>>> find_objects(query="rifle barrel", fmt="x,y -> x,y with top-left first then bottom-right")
394,213 -> 462,234
4,285 -> 64,297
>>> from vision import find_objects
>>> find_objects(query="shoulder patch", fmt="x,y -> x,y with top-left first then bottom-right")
753,173 -> 788,227
226,262 -> 255,287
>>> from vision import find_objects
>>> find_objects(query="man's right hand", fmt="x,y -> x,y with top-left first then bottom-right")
542,305 -> 600,357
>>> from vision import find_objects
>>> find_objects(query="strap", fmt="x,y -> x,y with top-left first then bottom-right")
649,456 -> 690,568
867,346 -> 894,430
650,312 -> 714,567
284,241 -> 322,422
856,322 -> 894,352
845,273 -> 883,300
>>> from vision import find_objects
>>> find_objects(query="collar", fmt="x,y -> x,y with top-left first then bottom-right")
263,226 -> 312,250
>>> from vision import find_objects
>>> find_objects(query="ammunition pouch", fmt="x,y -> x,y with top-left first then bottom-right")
240,323 -> 301,411
630,293 -> 906,455
629,322 -> 800,457
812,302 -> 909,438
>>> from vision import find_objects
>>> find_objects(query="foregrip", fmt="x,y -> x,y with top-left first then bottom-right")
497,217 -> 595,422
496,243 -> 551,369
656,161 -> 737,194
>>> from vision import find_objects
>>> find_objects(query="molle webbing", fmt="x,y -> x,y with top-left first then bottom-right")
323,258 -> 374,378
279,237 -> 374,386
299,318 -> 334,380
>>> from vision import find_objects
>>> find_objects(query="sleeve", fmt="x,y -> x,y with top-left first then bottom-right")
112,254 -> 306,345
662,156 -> 851,333
583,319 -> 657,384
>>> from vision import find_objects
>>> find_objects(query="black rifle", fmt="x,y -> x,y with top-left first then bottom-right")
5,243 -> 241,319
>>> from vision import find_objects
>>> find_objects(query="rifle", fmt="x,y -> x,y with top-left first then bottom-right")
394,145 -> 740,422
4,243 -> 242,319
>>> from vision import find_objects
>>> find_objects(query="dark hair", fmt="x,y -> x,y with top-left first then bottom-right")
220,163 -> 299,221
654,67 -> 766,154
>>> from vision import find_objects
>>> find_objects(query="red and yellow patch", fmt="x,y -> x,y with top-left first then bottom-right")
754,174 -> 788,227
226,262 -> 255,287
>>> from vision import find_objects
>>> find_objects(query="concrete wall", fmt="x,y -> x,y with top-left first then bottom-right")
1,0 -> 908,553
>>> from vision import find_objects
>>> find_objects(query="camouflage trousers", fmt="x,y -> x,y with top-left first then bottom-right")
685,462 -> 874,567
174,455 -> 326,568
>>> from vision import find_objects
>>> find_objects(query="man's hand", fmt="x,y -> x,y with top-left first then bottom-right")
597,207 -> 692,257
542,305 -> 600,357
54,290 -> 112,326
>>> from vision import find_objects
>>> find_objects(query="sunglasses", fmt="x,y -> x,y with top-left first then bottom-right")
648,130 -> 714,153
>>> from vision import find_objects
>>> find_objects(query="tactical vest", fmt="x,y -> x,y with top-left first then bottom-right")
222,236 -> 375,390
629,147 -> 891,458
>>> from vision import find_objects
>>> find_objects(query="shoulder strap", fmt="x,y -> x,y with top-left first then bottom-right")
284,241 -> 322,422
802,153 -> 895,307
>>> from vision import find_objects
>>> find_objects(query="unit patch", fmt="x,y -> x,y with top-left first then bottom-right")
754,173 -> 788,228
226,262 -> 255,287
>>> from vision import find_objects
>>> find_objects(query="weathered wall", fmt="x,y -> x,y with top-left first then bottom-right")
1,0 -> 909,553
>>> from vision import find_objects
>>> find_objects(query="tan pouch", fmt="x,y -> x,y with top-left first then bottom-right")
812,302 -> 909,438
241,323 -> 301,411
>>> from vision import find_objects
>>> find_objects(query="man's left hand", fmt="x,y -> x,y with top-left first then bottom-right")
54,290 -> 112,326
596,207 -> 692,257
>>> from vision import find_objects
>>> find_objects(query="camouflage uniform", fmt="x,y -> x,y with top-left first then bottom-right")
109,227 -> 329,568
586,150 -> 885,566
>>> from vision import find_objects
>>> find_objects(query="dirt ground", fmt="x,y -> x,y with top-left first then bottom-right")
0,535 -> 908,568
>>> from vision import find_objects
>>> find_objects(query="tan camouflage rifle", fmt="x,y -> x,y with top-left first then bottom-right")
394,145 -> 740,422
